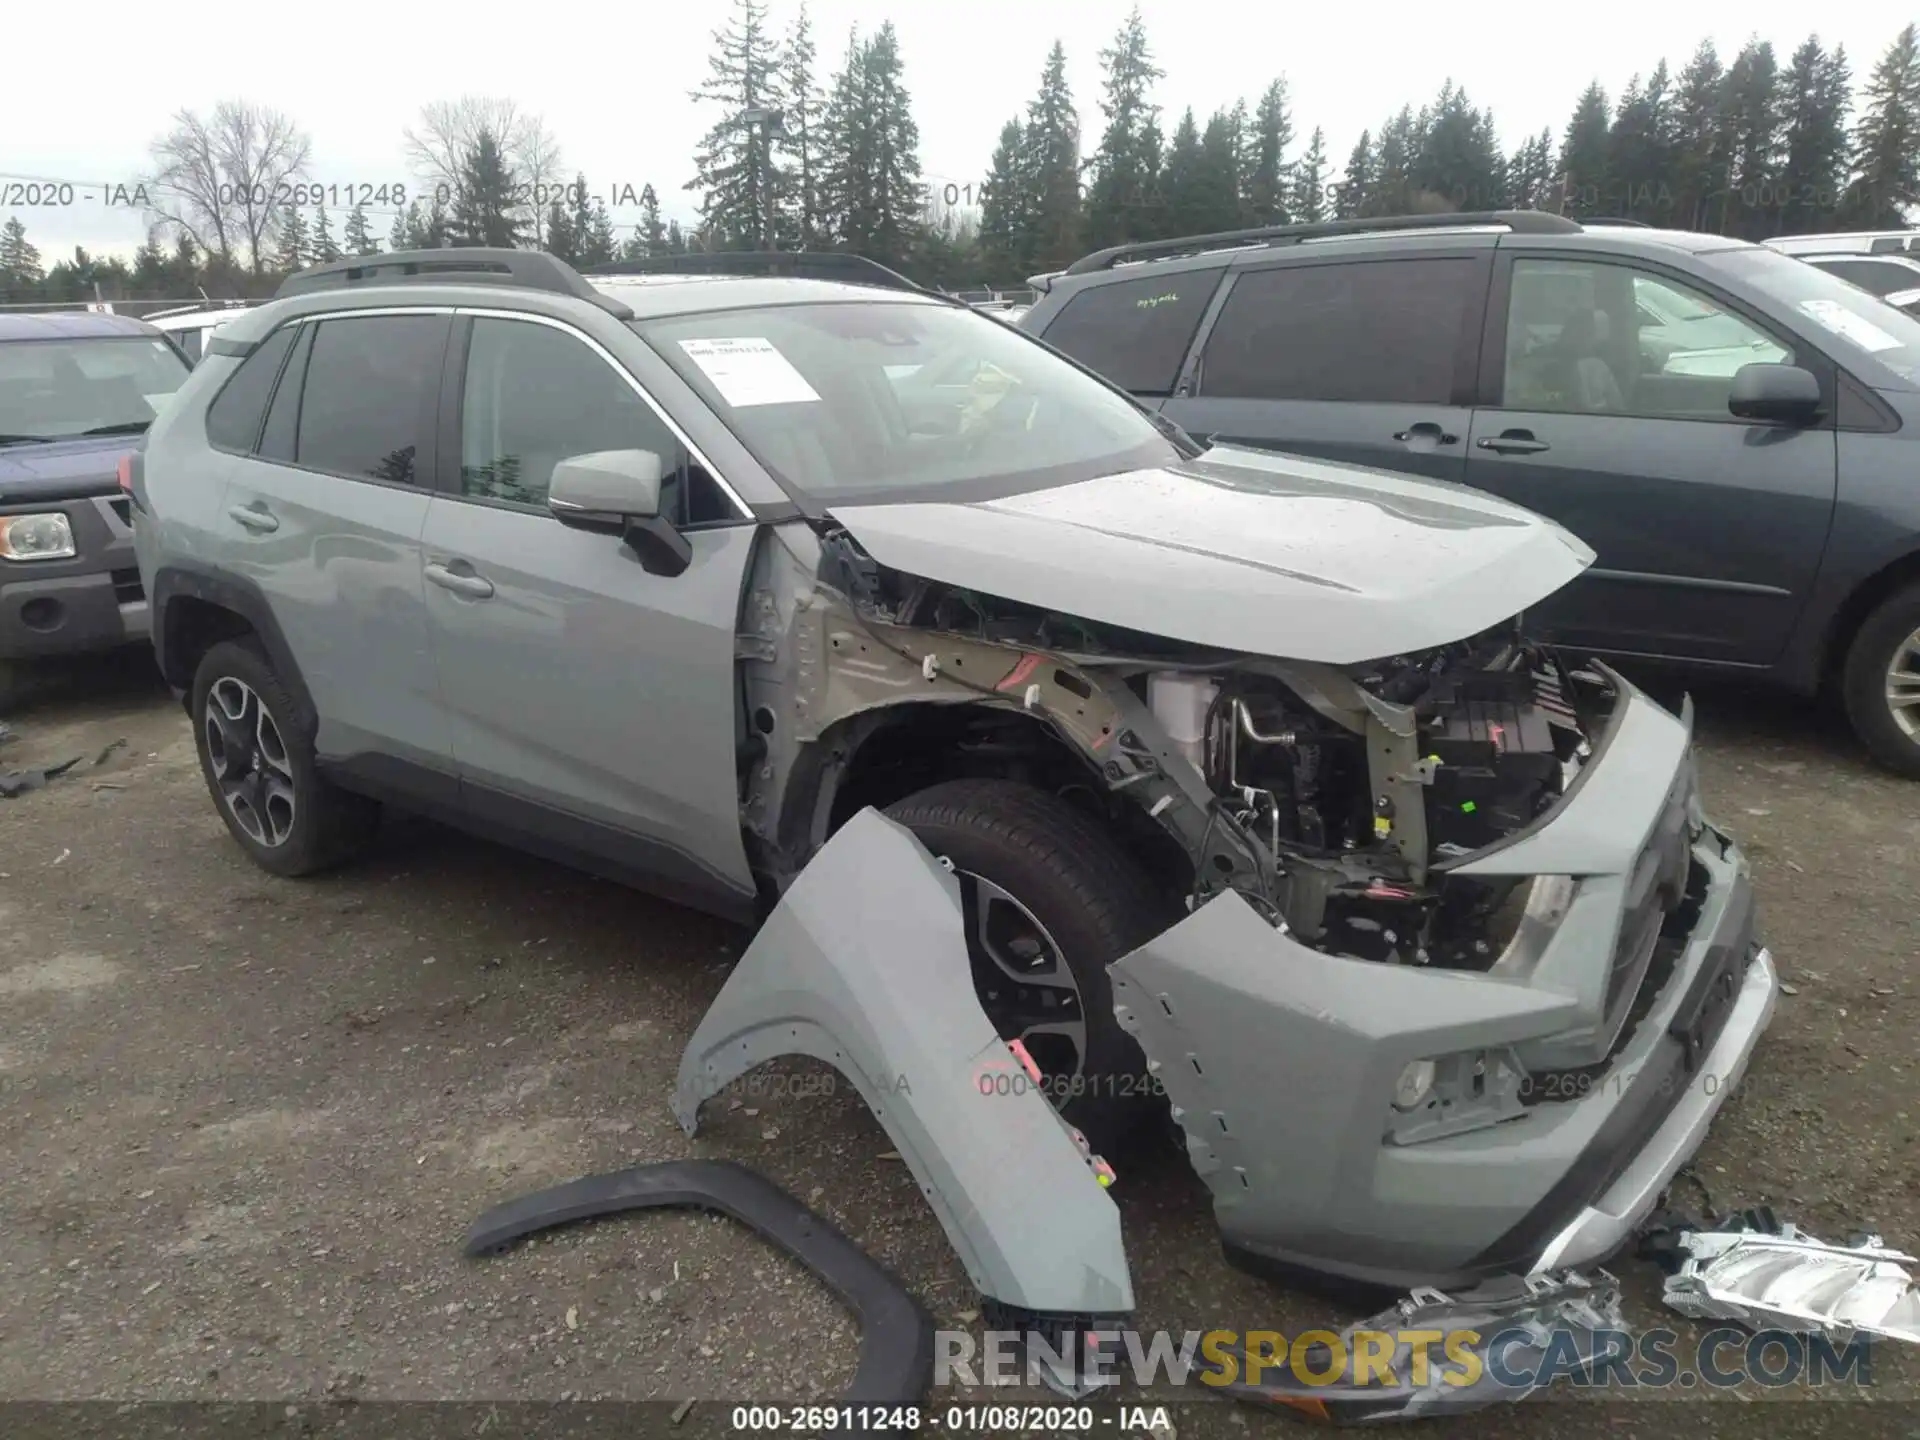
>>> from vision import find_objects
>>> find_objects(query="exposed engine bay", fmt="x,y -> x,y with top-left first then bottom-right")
788,526 -> 1618,972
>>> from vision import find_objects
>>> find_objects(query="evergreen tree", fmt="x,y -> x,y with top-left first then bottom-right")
665,219 -> 689,254
342,202 -> 378,256
817,27 -> 867,244
1335,130 -> 1373,218
1290,126 -> 1328,222
1779,38 -> 1853,233
1506,129 -> 1556,209
1558,82 -> 1612,217
688,0 -> 786,248
276,207 -> 310,271
1845,23 -> 1920,225
545,198 -> 576,262
1721,40 -> 1784,236
390,203 -> 414,252
853,24 -> 924,270
450,127 -> 525,247
979,118 -> 1032,283
1083,5 -> 1165,251
0,216 -> 43,291
1412,81 -> 1501,209
1606,64 -> 1675,223
582,199 -> 619,267
171,233 -> 199,290
1243,79 -> 1294,226
311,206 -> 341,262
639,184 -> 668,256
1159,108 -> 1203,232
1670,41 -> 1729,229
775,2 -> 824,246
1018,42 -> 1082,270
1366,106 -> 1420,215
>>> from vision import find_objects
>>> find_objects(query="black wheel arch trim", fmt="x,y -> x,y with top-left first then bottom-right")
464,1158 -> 934,1407
150,563 -> 315,724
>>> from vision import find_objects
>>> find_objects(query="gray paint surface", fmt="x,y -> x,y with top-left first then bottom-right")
829,446 -> 1594,665
673,808 -> 1135,1317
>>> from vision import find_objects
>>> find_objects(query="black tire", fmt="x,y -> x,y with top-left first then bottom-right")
885,778 -> 1174,1155
190,638 -> 380,875
1841,582 -> 1920,779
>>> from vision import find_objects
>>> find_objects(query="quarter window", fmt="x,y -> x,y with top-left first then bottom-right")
291,315 -> 443,485
1196,259 -> 1474,404
1037,271 -> 1219,394
204,323 -> 297,453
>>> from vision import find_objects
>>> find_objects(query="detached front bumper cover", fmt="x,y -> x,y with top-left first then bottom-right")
1648,1208 -> 1920,1344
1221,1269 -> 1626,1423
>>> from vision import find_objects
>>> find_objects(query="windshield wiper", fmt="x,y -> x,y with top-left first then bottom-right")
0,434 -> 56,445
77,420 -> 153,437
1147,408 -> 1208,457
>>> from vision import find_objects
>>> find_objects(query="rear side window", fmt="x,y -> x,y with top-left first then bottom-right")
1037,271 -> 1219,394
1197,258 -> 1475,404
204,324 -> 297,452
1812,259 -> 1906,298
292,316 -> 444,486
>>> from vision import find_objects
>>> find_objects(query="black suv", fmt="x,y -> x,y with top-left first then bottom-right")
1021,210 -> 1920,776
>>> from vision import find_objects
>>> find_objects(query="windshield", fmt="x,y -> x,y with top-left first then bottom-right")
0,336 -> 191,443
1704,247 -> 1920,388
636,300 -> 1180,505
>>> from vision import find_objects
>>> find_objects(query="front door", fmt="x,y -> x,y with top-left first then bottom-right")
1464,255 -> 1838,666
419,313 -> 757,915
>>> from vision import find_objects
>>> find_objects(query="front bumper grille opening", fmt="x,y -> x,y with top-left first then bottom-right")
110,568 -> 144,604
108,496 -> 132,526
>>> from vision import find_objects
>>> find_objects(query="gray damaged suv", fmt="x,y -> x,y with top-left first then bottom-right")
134,249 -> 1776,1303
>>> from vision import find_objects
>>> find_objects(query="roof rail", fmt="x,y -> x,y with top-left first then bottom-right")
1581,217 -> 1653,228
276,248 -> 633,320
586,250 -> 931,296
1062,209 -> 1582,275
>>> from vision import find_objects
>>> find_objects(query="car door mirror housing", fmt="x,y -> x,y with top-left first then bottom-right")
547,449 -> 691,578
1728,363 -> 1824,426
548,449 -> 666,523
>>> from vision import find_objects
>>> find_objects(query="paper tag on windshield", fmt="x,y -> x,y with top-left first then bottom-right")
678,337 -> 821,407
1798,299 -> 1901,352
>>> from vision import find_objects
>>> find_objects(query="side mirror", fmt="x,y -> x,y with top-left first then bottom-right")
547,449 -> 691,578
1728,363 -> 1824,427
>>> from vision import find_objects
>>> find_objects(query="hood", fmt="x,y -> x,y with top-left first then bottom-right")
0,435 -> 135,504
827,446 -> 1595,664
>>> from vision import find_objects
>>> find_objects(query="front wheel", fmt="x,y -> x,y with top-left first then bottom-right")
886,778 -> 1174,1155
1841,582 -> 1920,779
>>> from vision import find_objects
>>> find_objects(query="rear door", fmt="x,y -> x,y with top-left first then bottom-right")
1161,246 -> 1492,483
218,309 -> 454,778
419,312 -> 758,916
1463,252 -> 1838,666
1028,268 -> 1222,403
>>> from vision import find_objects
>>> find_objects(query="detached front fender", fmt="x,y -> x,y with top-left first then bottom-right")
674,807 -> 1135,1318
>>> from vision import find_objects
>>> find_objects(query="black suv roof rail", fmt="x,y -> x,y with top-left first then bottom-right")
276,248 -> 634,320
586,250 -> 931,296
1581,217 -> 1653,228
1061,209 -> 1583,275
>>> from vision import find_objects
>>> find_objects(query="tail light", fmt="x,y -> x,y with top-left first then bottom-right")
116,454 -> 133,493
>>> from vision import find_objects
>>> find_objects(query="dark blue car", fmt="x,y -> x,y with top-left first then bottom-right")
0,311 -> 192,706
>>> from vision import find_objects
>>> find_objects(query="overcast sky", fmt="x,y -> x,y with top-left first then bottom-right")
1,0 -> 1909,261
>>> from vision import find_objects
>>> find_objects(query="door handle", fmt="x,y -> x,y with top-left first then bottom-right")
425,561 -> 495,600
226,503 -> 279,533
1477,432 -> 1551,455
1392,422 -> 1459,445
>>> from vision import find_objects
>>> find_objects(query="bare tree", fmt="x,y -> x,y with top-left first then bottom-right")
145,102 -> 312,271
404,96 -> 563,242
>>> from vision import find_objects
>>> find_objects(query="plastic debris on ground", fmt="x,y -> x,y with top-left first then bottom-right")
1641,1205 -> 1920,1344
1218,1269 -> 1624,1423
0,755 -> 83,799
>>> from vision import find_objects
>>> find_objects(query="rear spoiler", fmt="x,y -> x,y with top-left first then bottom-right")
1026,271 -> 1064,295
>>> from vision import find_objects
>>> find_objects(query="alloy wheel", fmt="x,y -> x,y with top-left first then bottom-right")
1887,626 -> 1920,741
943,860 -> 1089,1087
204,677 -> 297,848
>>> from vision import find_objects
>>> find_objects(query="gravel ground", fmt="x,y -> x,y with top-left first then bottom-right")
0,653 -> 1916,1439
